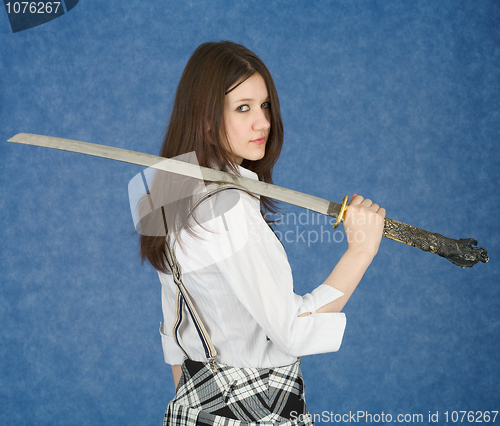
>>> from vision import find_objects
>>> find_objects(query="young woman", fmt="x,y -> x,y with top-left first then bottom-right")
139,41 -> 385,425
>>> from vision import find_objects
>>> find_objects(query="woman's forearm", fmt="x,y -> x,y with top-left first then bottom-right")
171,365 -> 182,390
316,194 -> 384,313
317,248 -> 374,313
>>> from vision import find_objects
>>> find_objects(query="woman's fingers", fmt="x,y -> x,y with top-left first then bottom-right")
344,194 -> 385,257
346,194 -> 385,224
361,198 -> 372,207
349,196 -> 384,214
349,194 -> 363,206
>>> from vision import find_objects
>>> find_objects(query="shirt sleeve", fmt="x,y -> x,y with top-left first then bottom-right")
192,189 -> 347,358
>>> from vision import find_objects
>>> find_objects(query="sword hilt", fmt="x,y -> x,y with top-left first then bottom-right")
332,195 -> 349,229
332,195 -> 488,268
383,218 -> 489,268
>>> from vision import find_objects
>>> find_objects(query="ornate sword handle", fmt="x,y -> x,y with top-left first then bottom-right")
383,218 -> 489,268
332,195 -> 488,268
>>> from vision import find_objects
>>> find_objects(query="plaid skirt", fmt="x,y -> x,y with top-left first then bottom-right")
164,358 -> 314,425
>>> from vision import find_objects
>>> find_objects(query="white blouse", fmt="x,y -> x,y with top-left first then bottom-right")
158,166 -> 347,368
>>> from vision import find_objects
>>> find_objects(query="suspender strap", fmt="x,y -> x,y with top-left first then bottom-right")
171,286 -> 189,359
164,184 -> 251,372
164,243 -> 218,370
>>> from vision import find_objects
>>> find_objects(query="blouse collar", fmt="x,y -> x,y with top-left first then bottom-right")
236,165 -> 258,181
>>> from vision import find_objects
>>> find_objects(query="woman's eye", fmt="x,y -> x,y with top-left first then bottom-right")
261,101 -> 270,109
236,105 -> 250,112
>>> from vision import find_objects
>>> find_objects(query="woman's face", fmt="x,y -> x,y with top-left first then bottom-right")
224,73 -> 271,165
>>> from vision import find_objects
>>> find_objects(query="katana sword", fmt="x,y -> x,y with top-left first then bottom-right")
7,133 -> 488,268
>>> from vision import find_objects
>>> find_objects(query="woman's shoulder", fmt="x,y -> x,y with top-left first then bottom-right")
186,165 -> 262,231
203,164 -> 261,211
199,183 -> 260,220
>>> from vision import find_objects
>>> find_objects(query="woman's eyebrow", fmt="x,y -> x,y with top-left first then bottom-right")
232,97 -> 270,104
233,98 -> 254,103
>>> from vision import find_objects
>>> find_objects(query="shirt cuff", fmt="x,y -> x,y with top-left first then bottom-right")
288,312 -> 347,357
159,323 -> 186,365
297,284 -> 345,316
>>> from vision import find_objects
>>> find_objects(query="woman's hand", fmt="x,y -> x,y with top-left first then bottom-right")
343,194 -> 386,259
305,194 -> 386,314
307,194 -> 386,314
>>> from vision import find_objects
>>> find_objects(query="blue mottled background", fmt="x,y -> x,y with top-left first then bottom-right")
1,1 -> 499,425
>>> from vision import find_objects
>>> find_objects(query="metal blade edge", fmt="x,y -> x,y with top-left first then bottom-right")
8,133 -> 341,218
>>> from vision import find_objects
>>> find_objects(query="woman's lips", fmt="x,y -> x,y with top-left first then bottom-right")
250,137 -> 266,145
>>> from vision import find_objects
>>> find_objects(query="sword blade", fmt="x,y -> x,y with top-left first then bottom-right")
7,133 -> 342,219
7,132 -> 489,267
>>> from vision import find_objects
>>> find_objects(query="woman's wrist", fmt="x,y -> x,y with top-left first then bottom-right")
344,246 -> 376,265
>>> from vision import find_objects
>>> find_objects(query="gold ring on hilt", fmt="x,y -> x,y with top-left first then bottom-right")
333,195 -> 349,229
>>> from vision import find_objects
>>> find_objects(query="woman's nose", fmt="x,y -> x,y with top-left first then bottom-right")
253,110 -> 270,131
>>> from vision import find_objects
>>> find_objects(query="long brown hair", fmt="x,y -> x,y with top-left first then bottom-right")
140,41 -> 284,272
